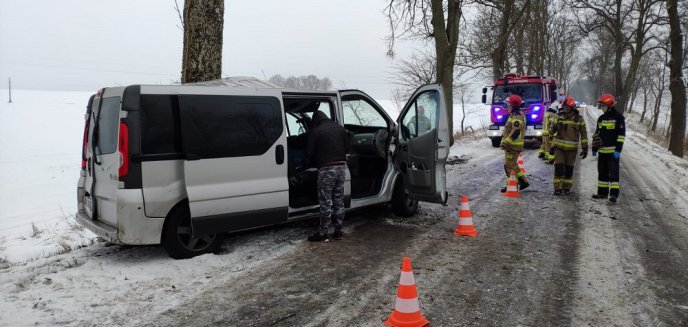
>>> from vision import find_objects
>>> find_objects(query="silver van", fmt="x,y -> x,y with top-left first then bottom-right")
76,77 -> 450,258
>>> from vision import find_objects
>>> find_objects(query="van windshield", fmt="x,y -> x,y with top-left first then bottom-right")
492,84 -> 542,104
95,97 -> 121,155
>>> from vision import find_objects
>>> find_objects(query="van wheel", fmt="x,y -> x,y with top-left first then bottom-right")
162,205 -> 223,259
491,138 -> 501,148
391,178 -> 418,217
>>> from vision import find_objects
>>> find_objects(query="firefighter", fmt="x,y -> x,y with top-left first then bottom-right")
549,97 -> 588,195
500,94 -> 530,192
540,101 -> 559,163
591,93 -> 625,203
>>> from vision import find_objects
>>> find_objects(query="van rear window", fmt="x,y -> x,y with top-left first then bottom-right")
140,95 -> 182,155
97,97 -> 121,155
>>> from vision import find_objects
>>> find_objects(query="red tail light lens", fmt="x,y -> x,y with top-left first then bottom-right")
118,121 -> 129,178
81,120 -> 90,170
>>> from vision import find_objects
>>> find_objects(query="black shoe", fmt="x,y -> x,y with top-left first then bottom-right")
592,194 -> 607,199
546,160 -> 554,165
307,233 -> 329,243
609,196 -> 617,203
538,152 -> 545,159
553,190 -> 562,196
332,230 -> 343,240
500,187 -> 507,193
519,181 -> 530,191
562,189 -> 571,195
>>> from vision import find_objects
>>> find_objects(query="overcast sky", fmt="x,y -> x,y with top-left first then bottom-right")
0,0 -> 431,99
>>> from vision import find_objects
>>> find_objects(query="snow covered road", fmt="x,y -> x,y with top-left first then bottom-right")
1,105 -> 688,326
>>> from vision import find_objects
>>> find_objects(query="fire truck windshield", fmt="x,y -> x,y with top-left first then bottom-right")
492,84 -> 543,104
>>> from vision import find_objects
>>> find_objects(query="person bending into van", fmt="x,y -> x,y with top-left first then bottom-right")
306,110 -> 350,242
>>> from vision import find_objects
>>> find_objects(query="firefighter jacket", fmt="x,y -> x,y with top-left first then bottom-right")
500,110 -> 525,152
542,109 -> 557,136
592,107 -> 625,154
551,110 -> 588,151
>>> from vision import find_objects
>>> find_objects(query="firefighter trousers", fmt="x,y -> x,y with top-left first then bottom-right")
504,151 -> 528,185
596,153 -> 620,198
553,148 -> 577,190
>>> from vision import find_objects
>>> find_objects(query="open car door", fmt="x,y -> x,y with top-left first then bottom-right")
394,84 -> 449,203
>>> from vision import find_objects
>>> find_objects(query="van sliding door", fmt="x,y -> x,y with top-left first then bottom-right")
178,92 -> 289,235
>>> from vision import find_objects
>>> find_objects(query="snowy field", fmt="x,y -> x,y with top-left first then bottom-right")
0,89 -> 489,264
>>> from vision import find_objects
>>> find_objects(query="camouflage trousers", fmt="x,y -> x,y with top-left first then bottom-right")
317,164 -> 346,235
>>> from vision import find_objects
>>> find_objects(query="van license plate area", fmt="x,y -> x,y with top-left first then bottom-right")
84,197 -> 93,217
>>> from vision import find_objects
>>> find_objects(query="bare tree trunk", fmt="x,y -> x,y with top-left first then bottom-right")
667,0 -> 686,157
651,89 -> 663,133
640,89 -> 649,123
181,0 -> 224,84
431,0 -> 462,139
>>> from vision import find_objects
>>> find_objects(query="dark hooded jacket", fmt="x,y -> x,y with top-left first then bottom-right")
306,110 -> 350,168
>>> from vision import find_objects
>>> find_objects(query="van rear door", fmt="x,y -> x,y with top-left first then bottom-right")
178,89 -> 289,236
83,88 -> 123,227
393,84 -> 449,203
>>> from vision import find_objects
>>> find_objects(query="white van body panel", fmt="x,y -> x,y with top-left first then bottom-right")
141,160 -> 186,218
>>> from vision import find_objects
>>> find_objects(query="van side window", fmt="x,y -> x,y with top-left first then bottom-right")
400,91 -> 439,140
96,97 -> 122,155
140,95 -> 182,154
179,95 -> 283,159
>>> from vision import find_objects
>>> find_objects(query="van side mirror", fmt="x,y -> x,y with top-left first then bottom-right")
482,87 -> 487,94
481,94 -> 487,104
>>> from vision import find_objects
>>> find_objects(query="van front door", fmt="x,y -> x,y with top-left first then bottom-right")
394,84 -> 449,203
178,92 -> 289,236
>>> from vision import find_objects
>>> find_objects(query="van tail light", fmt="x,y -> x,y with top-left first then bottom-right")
81,119 -> 90,170
118,121 -> 129,179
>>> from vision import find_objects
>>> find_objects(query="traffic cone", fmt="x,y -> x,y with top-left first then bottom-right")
384,257 -> 430,327
454,195 -> 478,237
504,172 -> 520,198
518,153 -> 526,174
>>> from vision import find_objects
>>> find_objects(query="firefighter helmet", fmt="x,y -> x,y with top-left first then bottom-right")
597,93 -> 617,107
507,94 -> 523,109
563,97 -> 576,108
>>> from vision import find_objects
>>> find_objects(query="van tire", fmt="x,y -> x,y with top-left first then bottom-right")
162,204 -> 223,259
391,178 -> 418,217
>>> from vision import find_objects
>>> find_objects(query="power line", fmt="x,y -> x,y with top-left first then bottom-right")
0,60 -> 178,77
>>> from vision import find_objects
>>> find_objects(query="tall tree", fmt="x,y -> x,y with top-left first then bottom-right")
181,0 -> 224,84
569,0 -> 665,113
667,0 -> 686,157
386,0 -> 464,137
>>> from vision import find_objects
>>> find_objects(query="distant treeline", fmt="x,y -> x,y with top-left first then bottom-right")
268,74 -> 332,90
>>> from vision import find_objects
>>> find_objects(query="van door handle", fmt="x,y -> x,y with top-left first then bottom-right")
275,145 -> 284,165
186,153 -> 201,161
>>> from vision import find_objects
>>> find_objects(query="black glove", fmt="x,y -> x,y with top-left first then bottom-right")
580,149 -> 588,159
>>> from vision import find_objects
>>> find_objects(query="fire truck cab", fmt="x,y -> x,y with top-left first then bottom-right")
481,73 -> 559,147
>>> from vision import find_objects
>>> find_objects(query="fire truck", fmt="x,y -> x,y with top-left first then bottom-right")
481,73 -> 559,147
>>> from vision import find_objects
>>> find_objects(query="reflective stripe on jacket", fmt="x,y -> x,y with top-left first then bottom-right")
551,111 -> 588,151
501,111 -> 525,152
592,107 -> 625,154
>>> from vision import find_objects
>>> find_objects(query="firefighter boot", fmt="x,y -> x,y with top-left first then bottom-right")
518,177 -> 530,191
538,152 -> 545,159
553,189 -> 563,196
592,194 -> 607,199
609,196 -> 617,203
562,189 -> 571,195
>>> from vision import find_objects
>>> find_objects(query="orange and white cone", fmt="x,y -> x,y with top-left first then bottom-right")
504,172 -> 520,198
384,257 -> 430,327
517,153 -> 526,174
454,195 -> 478,237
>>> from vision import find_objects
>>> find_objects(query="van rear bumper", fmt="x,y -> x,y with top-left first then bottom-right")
76,188 -> 166,245
76,210 -> 121,244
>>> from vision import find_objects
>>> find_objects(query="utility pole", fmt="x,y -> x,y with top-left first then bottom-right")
8,77 -> 11,103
